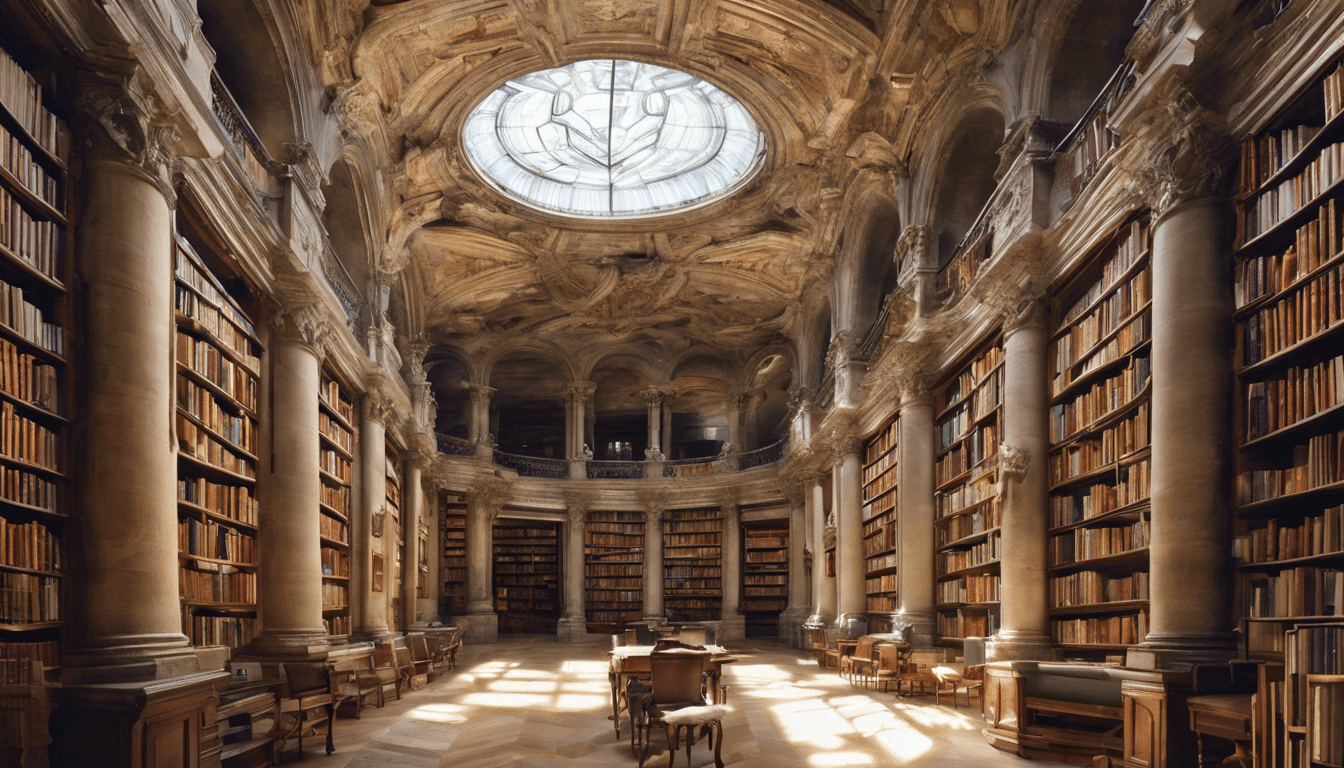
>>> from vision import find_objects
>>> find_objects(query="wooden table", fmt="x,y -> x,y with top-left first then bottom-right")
607,645 -> 734,738
1187,694 -> 1253,768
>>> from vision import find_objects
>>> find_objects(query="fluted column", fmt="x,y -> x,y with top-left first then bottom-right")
558,495 -> 589,640
642,507 -> 665,621
253,305 -> 331,656
833,430 -> 866,626
354,389 -> 393,639
402,450 -> 430,628
898,389 -> 938,646
807,477 -> 836,627
463,475 -> 511,643
778,482 -> 811,645
720,499 -> 745,641
988,303 -> 1053,661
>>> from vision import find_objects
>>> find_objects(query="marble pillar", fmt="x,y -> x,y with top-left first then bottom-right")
418,480 -> 443,625
808,478 -> 836,627
777,483 -> 811,646
354,391 -> 392,639
720,501 -> 746,641
253,305 -> 331,657
726,390 -> 745,452
567,381 -> 595,478
557,498 -> 589,640
462,475 -> 510,643
470,384 -> 495,460
661,396 -> 674,457
1132,196 -> 1236,666
988,306 -> 1053,661
833,436 -> 866,623
402,452 -> 428,628
642,387 -> 664,459
642,507 -> 665,621
898,392 -> 938,647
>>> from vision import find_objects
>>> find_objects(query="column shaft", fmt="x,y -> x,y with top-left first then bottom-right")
419,484 -> 442,624
354,398 -> 388,637
402,458 -> 424,628
643,512 -> 664,620
559,508 -> 587,641
813,481 -> 836,623
787,498 -> 809,613
898,398 -> 937,645
720,504 -> 744,640
466,501 -> 494,612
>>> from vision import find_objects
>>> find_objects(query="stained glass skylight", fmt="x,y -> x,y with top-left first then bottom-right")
463,60 -> 765,219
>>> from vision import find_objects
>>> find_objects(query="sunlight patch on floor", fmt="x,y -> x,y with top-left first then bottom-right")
406,702 -> 471,723
459,691 -> 554,708
553,693 -> 608,711
769,699 -> 858,749
490,679 -> 560,693
806,750 -> 878,766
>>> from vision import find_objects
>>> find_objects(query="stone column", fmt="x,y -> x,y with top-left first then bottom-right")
463,475 -> 511,643
402,449 -> 430,628
988,302 -> 1053,661
557,495 -> 589,640
807,477 -> 836,627
726,390 -> 745,452
641,387 -> 666,460
832,431 -> 866,626
898,388 -> 938,647
661,394 -> 674,457
418,478 -> 443,625
778,482 -> 811,646
354,389 -> 393,639
720,499 -> 746,641
253,304 -> 331,657
1132,195 -> 1235,666
68,130 -> 200,681
469,384 -> 495,460
642,506 -> 665,621
567,381 -> 596,480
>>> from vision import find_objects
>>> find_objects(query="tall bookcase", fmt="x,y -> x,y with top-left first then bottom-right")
1231,57 -> 1344,768
386,451 -> 401,627
173,227 -> 261,653
585,510 -> 643,633
1046,216 -> 1153,656
742,519 -> 788,637
863,417 -> 899,614
664,507 -> 722,623
318,370 -> 353,637
493,519 -> 559,634
0,45 -> 67,680
933,337 -> 1003,645
441,495 -> 467,618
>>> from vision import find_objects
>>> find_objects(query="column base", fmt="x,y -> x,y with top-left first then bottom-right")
803,612 -> 834,630
569,459 -> 587,479
557,617 -> 590,641
244,629 -> 334,661
456,612 -> 499,644
986,630 -> 1054,662
718,616 -> 746,643
641,615 -> 666,625
352,628 -> 396,643
63,633 -> 211,684
1127,633 -> 1238,669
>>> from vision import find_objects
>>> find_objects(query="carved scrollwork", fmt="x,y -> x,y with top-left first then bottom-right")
469,475 -> 513,524
77,76 -> 182,202
271,301 -> 334,358
1133,83 -> 1235,219
995,443 -> 1031,499
563,493 -> 587,526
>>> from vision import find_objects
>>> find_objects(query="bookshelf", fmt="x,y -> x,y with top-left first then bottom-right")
742,519 -> 788,637
664,507 -> 722,623
1046,216 -> 1153,656
442,495 -> 467,617
0,44 -> 66,680
493,519 -> 560,634
934,337 -> 1003,644
386,452 -> 401,627
863,417 -> 899,614
318,369 -> 353,637
584,510 -> 643,633
173,229 -> 260,653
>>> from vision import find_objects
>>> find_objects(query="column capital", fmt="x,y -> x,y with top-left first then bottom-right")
781,481 -> 808,511
270,300 -> 334,358
76,74 -> 183,205
1133,82 -> 1236,220
563,493 -> 588,525
566,380 -> 596,403
719,491 -> 741,515
363,387 -> 400,428
468,475 -> 513,524
826,426 -> 864,464
637,487 -> 669,525
469,384 -> 496,406
787,386 -> 816,415
639,385 -> 669,407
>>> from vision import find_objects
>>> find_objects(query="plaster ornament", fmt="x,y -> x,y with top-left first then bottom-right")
995,443 -> 1031,499
1134,83 -> 1234,217
644,446 -> 665,462
469,475 -> 514,524
564,493 -> 587,525
272,301 -> 334,357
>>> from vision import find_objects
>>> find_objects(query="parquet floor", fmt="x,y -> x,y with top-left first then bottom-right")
291,636 -> 1071,768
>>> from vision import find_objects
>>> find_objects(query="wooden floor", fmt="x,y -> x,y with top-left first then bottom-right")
293,636 -> 1071,768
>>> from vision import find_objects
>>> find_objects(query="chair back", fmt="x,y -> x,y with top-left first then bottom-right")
678,628 -> 707,645
877,644 -> 903,670
395,647 -> 415,670
285,662 -> 331,697
633,623 -> 656,645
409,634 -> 431,662
648,653 -> 708,705
372,643 -> 397,669
854,635 -> 879,658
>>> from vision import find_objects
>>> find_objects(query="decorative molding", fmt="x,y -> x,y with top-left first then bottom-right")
566,380 -> 597,404
469,384 -> 496,406
995,443 -> 1031,499
271,301 -> 333,358
468,475 -> 513,524
1133,83 -> 1235,219
563,492 -> 587,525
76,74 -> 181,203
363,387 -> 399,428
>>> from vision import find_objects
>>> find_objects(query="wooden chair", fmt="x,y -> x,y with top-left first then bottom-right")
873,644 -> 910,694
932,664 -> 983,709
407,634 -> 439,682
395,646 -> 424,691
839,635 -> 881,686
277,663 -> 336,758
636,652 -> 724,768
809,628 -> 834,666
371,643 -> 404,701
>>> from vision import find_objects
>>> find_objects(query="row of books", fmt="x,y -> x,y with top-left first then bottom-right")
1238,429 -> 1343,504
175,288 -> 259,372
866,573 -> 898,594
179,567 -> 254,604
1049,405 -> 1149,485
321,482 -> 348,514
664,518 -> 723,531
937,610 -> 994,639
1049,466 -> 1151,527
744,599 -> 786,612
867,552 -> 897,572
746,550 -> 786,563
320,547 -> 348,577
318,411 -> 352,453
665,532 -> 721,546
0,188 -> 59,279
318,513 -> 347,543
588,530 -> 643,545
863,460 -> 897,492
0,132 -> 59,211
665,546 -> 721,560
1242,567 -> 1344,618
1234,197 -> 1343,309
938,533 -> 1000,572
1242,139 -> 1344,242
1058,221 -> 1150,327
937,473 -> 995,518
0,517 -> 57,572
0,659 -> 43,685
176,332 -> 257,410
664,566 -> 720,579
938,573 -> 1000,604
1239,124 -> 1324,196
325,615 -> 352,636
0,338 -> 56,413
1327,65 -> 1344,123
1049,355 -> 1149,442
177,378 -> 255,454
0,640 -> 57,670
321,582 -> 348,607
0,572 -> 55,622
0,49 -> 69,159
1060,313 -> 1151,394
178,517 -> 255,564
746,534 -> 787,548
1242,265 -> 1342,368
0,401 -> 57,472
745,573 -> 787,585
1049,519 -> 1148,566
320,448 -> 351,483
0,279 -> 60,355
1234,504 -> 1344,563
865,420 -> 898,465
864,522 -> 897,556
185,614 -> 255,649
1,467 -> 54,511
868,594 -> 899,611
494,563 -> 559,574
174,244 -> 257,335
588,590 -> 641,603
1052,269 -> 1152,374
1048,570 -> 1149,607
1067,108 -> 1119,185
178,476 -> 256,524
938,505 -> 1001,545
177,414 -> 254,478
936,423 -> 998,484
586,577 -> 640,589
585,558 -> 643,572
937,394 -> 998,453
1051,611 -> 1146,645
941,345 -> 1004,410
320,378 -> 354,423
865,489 -> 897,521
663,588 -> 720,597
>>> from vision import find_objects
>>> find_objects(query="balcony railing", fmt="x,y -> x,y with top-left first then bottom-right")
493,450 -> 569,479
935,224 -> 994,307
209,71 -> 275,197
1057,59 -> 1135,198
740,439 -> 786,470
437,434 -> 477,457
662,457 -> 716,478
321,240 -> 362,331
859,289 -> 900,362
586,461 -> 645,480
816,362 -> 836,412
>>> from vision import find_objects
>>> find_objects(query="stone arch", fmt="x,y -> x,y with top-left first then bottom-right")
668,351 -> 741,459
925,105 -> 1007,267
198,0 -> 300,160
745,345 -> 796,447
486,345 -> 574,458
588,352 -> 662,460
321,155 -> 377,308
425,347 -> 473,439
1027,0 -> 1147,126
832,190 -> 902,339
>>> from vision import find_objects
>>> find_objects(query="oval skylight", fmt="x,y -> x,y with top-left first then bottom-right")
463,60 -> 766,219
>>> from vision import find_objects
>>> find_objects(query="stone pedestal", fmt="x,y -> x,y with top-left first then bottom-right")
898,393 -> 938,646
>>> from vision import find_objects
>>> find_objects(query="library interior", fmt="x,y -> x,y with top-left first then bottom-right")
0,0 -> 1341,765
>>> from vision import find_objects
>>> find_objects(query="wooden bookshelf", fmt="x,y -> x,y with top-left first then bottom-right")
1046,215 -> 1153,657
318,369 -> 353,637
493,520 -> 559,634
664,507 -> 722,623
441,496 -> 467,617
173,225 -> 260,653
742,519 -> 788,637
0,44 -> 66,681
934,337 -> 1003,644
386,451 -> 401,628
585,510 -> 643,633
864,417 -> 899,614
